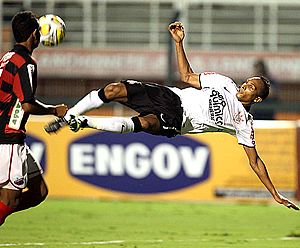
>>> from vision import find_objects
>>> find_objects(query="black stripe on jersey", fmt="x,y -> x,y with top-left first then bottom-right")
0,80 -> 13,93
5,61 -> 18,75
18,63 -> 35,103
0,100 -> 14,133
0,101 -> 11,110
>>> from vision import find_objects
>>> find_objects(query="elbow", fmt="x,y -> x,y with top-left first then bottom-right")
179,73 -> 190,84
22,102 -> 31,113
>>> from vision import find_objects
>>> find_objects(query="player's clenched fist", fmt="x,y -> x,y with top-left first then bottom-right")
54,104 -> 68,117
168,21 -> 185,43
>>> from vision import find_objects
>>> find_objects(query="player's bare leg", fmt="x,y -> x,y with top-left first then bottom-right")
138,114 -> 161,134
14,175 -> 48,212
0,176 -> 47,226
0,189 -> 21,226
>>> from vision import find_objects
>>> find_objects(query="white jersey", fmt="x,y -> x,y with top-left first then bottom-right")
169,72 -> 255,147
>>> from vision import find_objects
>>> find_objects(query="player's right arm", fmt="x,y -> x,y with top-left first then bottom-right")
243,145 -> 299,210
168,22 -> 201,89
22,101 -> 67,117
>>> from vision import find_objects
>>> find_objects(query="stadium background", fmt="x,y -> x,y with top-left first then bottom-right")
1,0 -> 300,202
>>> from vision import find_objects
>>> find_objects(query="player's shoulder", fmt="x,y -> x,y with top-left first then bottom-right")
200,72 -> 234,82
200,72 -> 238,92
11,45 -> 36,67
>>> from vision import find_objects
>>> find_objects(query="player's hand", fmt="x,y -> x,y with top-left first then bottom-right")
54,104 -> 68,117
275,193 -> 299,210
168,21 -> 185,43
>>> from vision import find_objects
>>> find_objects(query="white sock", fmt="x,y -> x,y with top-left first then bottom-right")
64,90 -> 103,121
83,116 -> 135,133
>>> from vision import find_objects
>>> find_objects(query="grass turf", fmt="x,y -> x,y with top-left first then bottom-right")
0,198 -> 299,248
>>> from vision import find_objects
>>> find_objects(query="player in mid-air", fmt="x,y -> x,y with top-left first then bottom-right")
45,22 -> 299,211
0,11 -> 68,226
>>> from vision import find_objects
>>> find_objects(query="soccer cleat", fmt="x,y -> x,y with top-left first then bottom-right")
44,117 -> 67,134
68,115 -> 88,132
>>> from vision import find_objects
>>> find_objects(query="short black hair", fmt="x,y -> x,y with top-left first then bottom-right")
258,76 -> 270,100
11,11 -> 39,42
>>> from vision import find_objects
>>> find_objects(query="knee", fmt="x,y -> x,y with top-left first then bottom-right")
139,116 -> 160,133
104,82 -> 127,100
28,180 -> 48,207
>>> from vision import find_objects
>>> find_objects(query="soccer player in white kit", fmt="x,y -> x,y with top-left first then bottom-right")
45,22 -> 298,211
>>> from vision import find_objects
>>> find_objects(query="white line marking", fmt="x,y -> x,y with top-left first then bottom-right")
73,240 -> 124,245
0,237 -> 299,247
0,240 -> 162,247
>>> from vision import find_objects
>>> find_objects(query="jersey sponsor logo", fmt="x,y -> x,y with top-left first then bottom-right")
68,132 -> 210,194
8,99 -> 24,130
209,89 -> 226,125
233,111 -> 244,124
25,134 -> 47,172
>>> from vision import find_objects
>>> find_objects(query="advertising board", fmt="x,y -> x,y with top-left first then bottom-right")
26,118 -> 299,201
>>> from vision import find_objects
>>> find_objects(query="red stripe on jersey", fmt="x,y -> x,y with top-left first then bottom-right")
10,53 -> 26,69
5,124 -> 26,134
1,70 -> 14,85
0,90 -> 12,102
12,73 -> 25,102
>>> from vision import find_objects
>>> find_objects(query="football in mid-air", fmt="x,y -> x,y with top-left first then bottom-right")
38,14 -> 66,47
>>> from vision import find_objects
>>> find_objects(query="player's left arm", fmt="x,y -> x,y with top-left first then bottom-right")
168,22 -> 201,89
243,145 -> 299,210
22,100 -> 67,117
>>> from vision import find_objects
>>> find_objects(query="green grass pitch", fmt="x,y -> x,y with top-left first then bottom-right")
0,198 -> 299,248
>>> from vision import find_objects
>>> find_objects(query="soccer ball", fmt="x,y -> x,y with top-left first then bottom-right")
38,14 -> 66,47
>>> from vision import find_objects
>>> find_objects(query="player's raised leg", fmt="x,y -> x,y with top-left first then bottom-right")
65,82 -> 128,121
69,114 -> 160,135
44,82 -> 128,133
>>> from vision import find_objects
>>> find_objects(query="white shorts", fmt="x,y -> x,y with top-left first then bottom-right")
0,144 -> 43,190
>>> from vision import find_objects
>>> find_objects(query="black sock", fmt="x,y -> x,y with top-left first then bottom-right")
98,88 -> 110,103
131,116 -> 142,132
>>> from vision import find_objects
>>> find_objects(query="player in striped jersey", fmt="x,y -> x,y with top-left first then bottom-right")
0,11 -> 68,226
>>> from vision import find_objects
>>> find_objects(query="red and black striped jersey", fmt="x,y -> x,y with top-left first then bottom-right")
0,45 -> 37,144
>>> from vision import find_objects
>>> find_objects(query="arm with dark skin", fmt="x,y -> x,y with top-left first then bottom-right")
243,146 -> 299,210
168,21 -> 201,89
22,100 -> 67,117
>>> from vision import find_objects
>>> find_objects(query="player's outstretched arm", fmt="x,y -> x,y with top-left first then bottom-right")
168,22 -> 200,89
22,100 -> 68,117
243,146 -> 299,210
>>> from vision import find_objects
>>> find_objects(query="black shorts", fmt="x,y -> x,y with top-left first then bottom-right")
122,80 -> 183,137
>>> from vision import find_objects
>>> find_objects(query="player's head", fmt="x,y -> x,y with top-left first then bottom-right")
11,11 -> 40,50
236,76 -> 270,105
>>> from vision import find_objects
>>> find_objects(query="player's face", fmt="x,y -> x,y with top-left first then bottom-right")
236,77 -> 263,104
